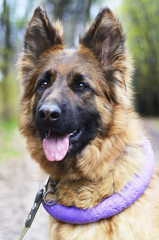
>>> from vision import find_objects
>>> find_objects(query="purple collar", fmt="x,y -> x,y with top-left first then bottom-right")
43,136 -> 154,224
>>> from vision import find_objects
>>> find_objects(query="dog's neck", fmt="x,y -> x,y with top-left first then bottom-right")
43,136 -> 155,224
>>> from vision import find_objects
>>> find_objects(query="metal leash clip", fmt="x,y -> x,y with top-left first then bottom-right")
18,175 -> 51,240
43,179 -> 58,206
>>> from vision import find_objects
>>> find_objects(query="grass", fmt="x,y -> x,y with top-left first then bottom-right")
0,118 -> 21,162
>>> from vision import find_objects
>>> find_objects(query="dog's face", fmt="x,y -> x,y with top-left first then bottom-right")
18,7 -> 132,177
35,50 -> 101,160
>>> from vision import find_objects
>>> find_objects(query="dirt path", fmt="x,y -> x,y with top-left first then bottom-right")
0,134 -> 48,240
0,119 -> 159,240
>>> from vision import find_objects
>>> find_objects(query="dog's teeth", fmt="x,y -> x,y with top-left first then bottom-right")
70,130 -> 77,137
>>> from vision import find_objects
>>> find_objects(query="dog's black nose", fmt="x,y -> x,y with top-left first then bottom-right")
38,104 -> 61,122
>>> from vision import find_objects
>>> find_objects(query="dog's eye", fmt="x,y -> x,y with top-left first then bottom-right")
39,80 -> 49,89
76,82 -> 87,90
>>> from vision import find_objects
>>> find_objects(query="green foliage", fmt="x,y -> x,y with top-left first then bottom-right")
0,119 -> 20,162
0,69 -> 19,120
119,0 -> 159,115
0,0 -> 35,121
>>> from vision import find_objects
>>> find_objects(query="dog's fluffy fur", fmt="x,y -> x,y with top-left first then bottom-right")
18,7 -> 159,239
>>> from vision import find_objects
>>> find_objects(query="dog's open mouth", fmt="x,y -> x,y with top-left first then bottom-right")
43,128 -> 84,161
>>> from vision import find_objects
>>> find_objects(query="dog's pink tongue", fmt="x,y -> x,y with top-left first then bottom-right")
43,135 -> 69,161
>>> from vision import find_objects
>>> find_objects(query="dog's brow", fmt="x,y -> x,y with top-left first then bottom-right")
38,70 -> 56,82
67,71 -> 92,84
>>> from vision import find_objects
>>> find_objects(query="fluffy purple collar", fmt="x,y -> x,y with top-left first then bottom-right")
43,136 -> 154,224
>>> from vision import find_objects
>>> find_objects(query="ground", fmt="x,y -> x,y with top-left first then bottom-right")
0,118 -> 159,240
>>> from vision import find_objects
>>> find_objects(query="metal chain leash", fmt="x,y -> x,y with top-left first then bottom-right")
18,176 -> 57,240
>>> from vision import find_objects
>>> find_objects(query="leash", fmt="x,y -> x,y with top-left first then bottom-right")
18,176 -> 57,240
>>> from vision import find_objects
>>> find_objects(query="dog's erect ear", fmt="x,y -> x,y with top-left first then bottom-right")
80,8 -> 125,66
24,6 -> 63,57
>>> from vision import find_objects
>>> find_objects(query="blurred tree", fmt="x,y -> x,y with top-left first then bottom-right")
0,0 -> 33,121
120,0 -> 159,116
43,0 -> 98,47
0,0 -> 13,120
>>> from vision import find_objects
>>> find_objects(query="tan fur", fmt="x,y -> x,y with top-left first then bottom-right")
18,7 -> 159,239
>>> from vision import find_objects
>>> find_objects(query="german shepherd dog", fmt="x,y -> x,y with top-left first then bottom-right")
18,7 -> 159,240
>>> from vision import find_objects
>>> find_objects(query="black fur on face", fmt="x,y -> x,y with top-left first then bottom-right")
35,67 -> 100,155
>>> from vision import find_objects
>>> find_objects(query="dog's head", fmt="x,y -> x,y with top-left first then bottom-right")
18,7 -> 133,179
